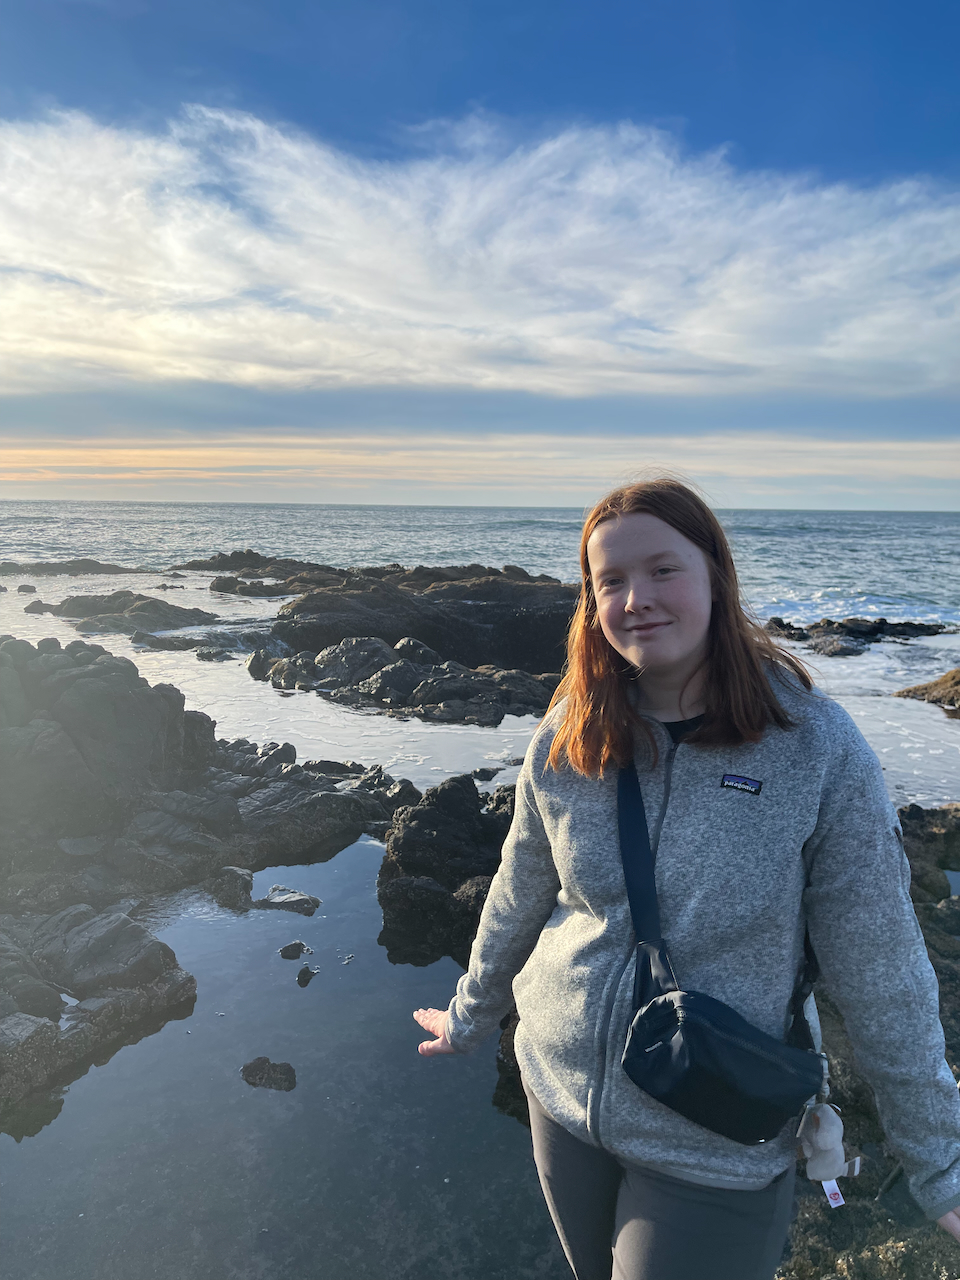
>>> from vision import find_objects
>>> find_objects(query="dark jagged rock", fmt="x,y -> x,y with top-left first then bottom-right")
208,866 -> 253,910
50,591 -> 218,636
249,634 -> 560,727
0,637 -> 417,909
240,1056 -> 296,1091
210,576 -> 291,598
0,559 -> 142,577
296,965 -> 320,987
376,777 -> 514,966
0,636 -> 420,1115
765,615 -> 947,659
895,667 -> 960,716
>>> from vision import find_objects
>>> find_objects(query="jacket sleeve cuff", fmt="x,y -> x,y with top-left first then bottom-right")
444,998 -> 492,1054
925,1191 -> 960,1222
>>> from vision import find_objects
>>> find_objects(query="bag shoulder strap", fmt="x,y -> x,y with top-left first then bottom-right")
616,762 -> 661,943
617,762 -> 819,1040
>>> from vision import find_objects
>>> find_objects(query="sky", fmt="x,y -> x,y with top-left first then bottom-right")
1,0 -> 958,508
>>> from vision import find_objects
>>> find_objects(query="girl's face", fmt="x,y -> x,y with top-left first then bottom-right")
586,512 -> 714,678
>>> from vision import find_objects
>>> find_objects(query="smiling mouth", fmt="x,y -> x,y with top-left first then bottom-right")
626,622 -> 670,634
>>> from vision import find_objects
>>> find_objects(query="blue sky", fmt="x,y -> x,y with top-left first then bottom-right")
1,0 -> 958,506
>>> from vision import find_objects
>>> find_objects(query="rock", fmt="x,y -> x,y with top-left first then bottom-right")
376,779 -> 514,966
311,637 -> 399,688
209,867 -> 253,911
0,559 -> 141,577
301,759 -> 365,777
0,904 -> 196,1111
22,599 -> 55,614
51,591 -> 217,635
27,906 -> 180,997
240,1057 -> 296,1091
0,1015 -> 60,1109
131,631 -> 204,651
0,933 -> 64,1020
808,635 -> 867,657
895,667 -> 960,713
196,647 -> 234,661
16,585 -> 36,594
251,885 -> 322,915
278,941 -> 313,960
210,576 -> 290,598
296,965 -> 320,987
355,660 -> 427,703
393,636 -> 442,664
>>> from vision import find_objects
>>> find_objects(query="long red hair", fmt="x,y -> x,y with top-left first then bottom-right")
546,478 -> 812,777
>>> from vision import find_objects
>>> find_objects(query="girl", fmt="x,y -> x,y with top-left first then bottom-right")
413,478 -> 960,1280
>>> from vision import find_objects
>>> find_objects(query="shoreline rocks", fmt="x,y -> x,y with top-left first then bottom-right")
766,615 -> 947,659
49,590 -> 218,637
0,559 -> 144,577
0,635 -> 421,1118
249,634 -> 560,727
895,667 -> 960,716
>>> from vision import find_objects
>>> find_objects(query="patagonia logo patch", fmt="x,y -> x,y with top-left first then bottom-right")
721,774 -> 763,795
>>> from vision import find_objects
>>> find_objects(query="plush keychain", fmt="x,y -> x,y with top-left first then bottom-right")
797,1102 -> 861,1207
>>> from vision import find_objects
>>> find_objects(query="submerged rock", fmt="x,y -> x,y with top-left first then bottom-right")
278,941 -> 313,960
240,1057 -> 296,1091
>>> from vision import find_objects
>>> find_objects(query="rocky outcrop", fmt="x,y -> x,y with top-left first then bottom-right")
177,551 -> 576,673
376,775 -> 515,968
766,616 -> 947,658
0,559 -> 143,576
0,636 -> 421,912
0,905 -> 195,1109
0,634 -> 422,1116
895,667 -> 960,715
49,590 -> 218,636
248,634 -> 560,727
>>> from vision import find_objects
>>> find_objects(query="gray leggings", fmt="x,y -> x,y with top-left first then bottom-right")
525,1088 -> 796,1280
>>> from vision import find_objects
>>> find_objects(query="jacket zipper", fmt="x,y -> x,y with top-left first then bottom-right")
587,729 -> 679,1142
649,740 -> 680,858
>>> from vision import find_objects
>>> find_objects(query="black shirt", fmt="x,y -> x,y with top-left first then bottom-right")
661,714 -> 705,744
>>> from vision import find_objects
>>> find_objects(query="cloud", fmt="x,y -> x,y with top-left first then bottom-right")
3,431 -> 958,508
2,107 -> 959,401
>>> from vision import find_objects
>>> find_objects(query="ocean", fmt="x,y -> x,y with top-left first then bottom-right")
1,500 -> 960,1280
3,500 -> 960,626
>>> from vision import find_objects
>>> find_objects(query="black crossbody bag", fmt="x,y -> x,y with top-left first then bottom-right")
617,762 -> 826,1146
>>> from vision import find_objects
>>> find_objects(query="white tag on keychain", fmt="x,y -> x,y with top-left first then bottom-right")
822,1179 -> 845,1208
797,1103 -> 861,1207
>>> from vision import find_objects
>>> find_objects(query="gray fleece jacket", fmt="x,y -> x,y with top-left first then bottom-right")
446,673 -> 960,1220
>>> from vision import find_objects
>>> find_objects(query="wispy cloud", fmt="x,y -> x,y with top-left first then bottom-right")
2,107 -> 959,400
3,432 -> 958,508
